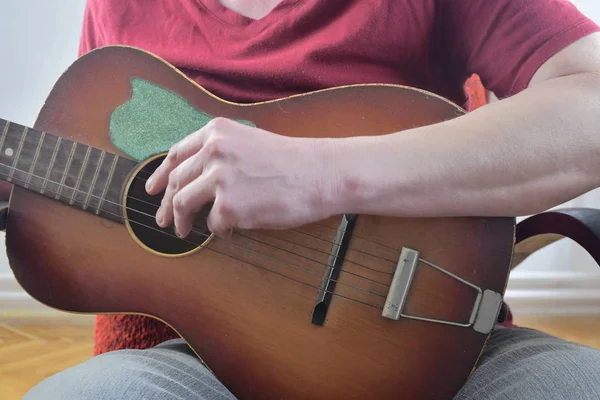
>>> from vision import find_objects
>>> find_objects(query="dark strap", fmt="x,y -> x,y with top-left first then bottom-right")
0,200 -> 8,231
512,207 -> 600,270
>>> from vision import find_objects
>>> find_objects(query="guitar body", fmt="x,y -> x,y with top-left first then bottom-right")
6,46 -> 515,399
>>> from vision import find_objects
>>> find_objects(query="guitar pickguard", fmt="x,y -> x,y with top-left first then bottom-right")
109,78 -> 255,161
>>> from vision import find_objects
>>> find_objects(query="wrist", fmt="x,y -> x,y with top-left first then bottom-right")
313,135 -> 377,218
317,131 -> 426,218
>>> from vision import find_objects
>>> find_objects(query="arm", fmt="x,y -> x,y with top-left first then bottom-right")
144,1 -> 600,238
144,33 -> 600,238
327,33 -> 600,218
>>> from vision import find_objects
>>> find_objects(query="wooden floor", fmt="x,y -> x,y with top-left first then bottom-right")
2,315 -> 600,399
0,317 -> 95,400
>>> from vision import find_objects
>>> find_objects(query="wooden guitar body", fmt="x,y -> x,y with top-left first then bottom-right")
5,46 -> 515,399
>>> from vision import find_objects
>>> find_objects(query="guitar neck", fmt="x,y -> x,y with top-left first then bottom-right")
0,118 -> 137,223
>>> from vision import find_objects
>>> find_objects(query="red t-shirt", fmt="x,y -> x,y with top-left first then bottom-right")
79,0 -> 598,110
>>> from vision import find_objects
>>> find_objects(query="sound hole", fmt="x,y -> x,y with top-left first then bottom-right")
124,155 -> 213,256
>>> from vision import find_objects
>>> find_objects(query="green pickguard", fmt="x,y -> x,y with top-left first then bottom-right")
109,78 -> 255,161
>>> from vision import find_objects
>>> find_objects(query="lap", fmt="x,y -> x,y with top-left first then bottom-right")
455,325 -> 600,399
23,339 -> 236,400
24,326 -> 600,399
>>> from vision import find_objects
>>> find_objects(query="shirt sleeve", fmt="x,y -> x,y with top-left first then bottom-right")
436,0 -> 600,99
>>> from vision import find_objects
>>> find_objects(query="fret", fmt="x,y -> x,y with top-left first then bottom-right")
84,150 -> 105,210
62,143 -> 92,205
97,154 -> 119,215
41,136 -> 61,195
46,138 -> 74,200
87,152 -> 126,222
104,155 -> 138,222
0,121 -> 11,181
15,128 -> 44,191
27,131 -> 51,192
25,131 -> 45,189
55,141 -> 77,200
0,121 -> 10,156
0,123 -> 29,185
69,146 -> 102,209
0,119 -> 138,225
69,145 -> 91,205
7,127 -> 28,182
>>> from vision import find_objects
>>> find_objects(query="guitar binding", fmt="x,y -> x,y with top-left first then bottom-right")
121,153 -> 214,257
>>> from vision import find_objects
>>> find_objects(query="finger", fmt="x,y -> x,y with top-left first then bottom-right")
146,129 -> 207,195
172,174 -> 216,238
155,151 -> 205,228
206,199 -> 235,239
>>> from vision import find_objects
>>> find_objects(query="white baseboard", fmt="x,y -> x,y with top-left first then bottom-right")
505,271 -> 600,316
2,271 -> 600,319
0,273 -> 93,322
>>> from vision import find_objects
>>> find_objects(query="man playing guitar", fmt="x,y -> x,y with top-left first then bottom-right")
21,0 -> 600,398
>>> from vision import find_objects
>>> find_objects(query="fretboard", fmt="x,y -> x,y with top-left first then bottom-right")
0,118 -> 138,223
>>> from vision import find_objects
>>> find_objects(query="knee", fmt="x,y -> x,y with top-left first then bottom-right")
24,344 -> 235,400
23,352 -> 144,399
498,345 -> 600,399
457,327 -> 600,399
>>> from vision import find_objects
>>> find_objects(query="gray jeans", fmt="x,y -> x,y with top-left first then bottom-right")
23,326 -> 600,399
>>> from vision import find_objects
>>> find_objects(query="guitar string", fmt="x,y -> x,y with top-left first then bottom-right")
0,169 -> 392,300
0,129 -> 399,258
118,182 -> 394,283
121,192 -> 397,270
0,157 -> 396,284
118,200 -> 391,287
127,167 -> 403,254
129,168 -> 402,257
0,141 -> 399,270
0,175 -> 387,309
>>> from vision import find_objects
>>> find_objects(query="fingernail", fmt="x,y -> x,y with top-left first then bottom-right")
145,177 -> 153,192
156,209 -> 163,225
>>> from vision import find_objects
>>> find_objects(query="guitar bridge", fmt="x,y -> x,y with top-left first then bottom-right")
382,247 -> 502,335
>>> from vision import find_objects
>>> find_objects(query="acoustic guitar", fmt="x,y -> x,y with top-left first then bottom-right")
3,45 -> 515,399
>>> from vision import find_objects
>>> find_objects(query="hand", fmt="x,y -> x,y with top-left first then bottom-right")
145,117 -> 335,238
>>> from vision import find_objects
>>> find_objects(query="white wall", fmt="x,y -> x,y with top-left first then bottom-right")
0,1 -> 87,316
570,0 -> 600,20
503,0 -> 600,315
0,1 -> 599,317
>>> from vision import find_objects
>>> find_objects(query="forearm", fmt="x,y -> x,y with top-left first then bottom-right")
327,72 -> 600,218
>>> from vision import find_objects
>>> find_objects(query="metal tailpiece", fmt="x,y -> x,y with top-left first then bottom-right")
382,247 -> 502,335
